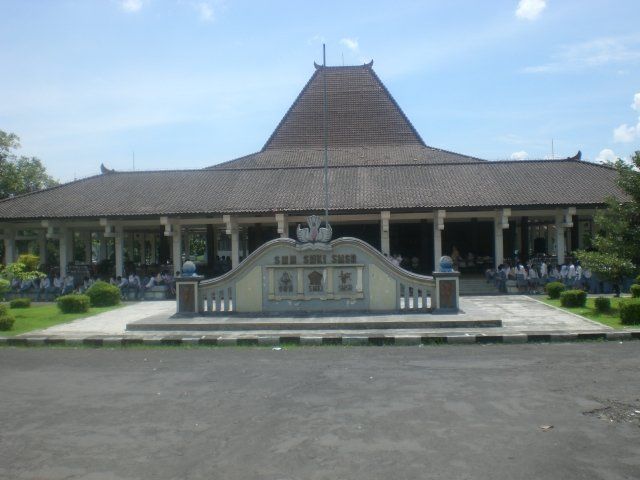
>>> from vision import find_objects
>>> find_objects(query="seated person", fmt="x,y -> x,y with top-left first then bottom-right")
79,276 -> 94,293
36,275 -> 51,301
117,275 -> 129,298
128,272 -> 142,299
50,274 -> 63,299
19,278 -> 34,295
145,272 -> 163,289
61,274 -> 75,296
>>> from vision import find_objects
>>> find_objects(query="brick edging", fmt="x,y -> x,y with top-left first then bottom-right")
1,331 -> 639,347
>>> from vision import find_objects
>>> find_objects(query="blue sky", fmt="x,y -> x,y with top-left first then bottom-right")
1,0 -> 640,182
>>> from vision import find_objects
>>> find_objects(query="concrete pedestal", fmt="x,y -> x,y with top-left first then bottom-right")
432,271 -> 460,312
176,276 -> 203,314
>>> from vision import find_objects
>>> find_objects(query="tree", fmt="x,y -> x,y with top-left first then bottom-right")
575,151 -> 640,291
0,130 -> 58,199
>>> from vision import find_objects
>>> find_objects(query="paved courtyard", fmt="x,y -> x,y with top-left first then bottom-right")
0,343 -> 639,480
33,295 -> 611,339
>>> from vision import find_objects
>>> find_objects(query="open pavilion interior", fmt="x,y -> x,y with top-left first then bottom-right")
0,61 -> 624,281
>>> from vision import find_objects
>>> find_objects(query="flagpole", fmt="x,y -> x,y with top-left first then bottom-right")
323,44 -> 329,226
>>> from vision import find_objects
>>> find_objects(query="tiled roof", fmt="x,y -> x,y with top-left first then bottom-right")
209,64 -> 483,169
0,159 -> 624,220
208,145 -> 482,170
263,63 -> 425,150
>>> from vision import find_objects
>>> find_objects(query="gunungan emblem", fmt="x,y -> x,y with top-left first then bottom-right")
296,215 -> 332,243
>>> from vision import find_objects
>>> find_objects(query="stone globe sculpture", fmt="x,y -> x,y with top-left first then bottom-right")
439,255 -> 454,272
181,260 -> 197,277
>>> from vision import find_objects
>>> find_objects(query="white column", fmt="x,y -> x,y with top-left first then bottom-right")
38,229 -> 47,266
276,213 -> 289,238
494,208 -> 510,269
114,226 -> 124,277
556,207 -> 575,264
2,228 -> 16,265
224,215 -> 239,269
59,227 -> 69,277
172,227 -> 183,273
433,210 -> 445,270
380,211 -> 390,256
555,212 -> 565,265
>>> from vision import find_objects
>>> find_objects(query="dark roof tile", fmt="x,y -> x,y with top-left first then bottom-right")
0,160 -> 624,220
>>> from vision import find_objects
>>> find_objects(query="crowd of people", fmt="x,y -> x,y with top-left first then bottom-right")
485,260 -> 593,294
8,269 -> 179,302
384,253 -> 421,272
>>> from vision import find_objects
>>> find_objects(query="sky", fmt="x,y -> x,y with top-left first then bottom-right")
1,0 -> 640,183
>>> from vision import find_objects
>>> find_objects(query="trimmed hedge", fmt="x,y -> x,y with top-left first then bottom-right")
560,289 -> 587,308
0,314 -> 14,331
10,298 -> 31,309
545,281 -> 565,300
630,284 -> 640,298
57,294 -> 90,313
594,296 -> 611,313
86,281 -> 121,307
0,305 -> 15,330
619,299 -> 640,325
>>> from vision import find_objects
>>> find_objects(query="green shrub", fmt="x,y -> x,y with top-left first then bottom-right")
57,294 -> 90,313
16,254 -> 40,272
545,281 -> 565,300
85,281 -> 120,307
0,313 -> 15,331
0,305 -> 15,330
0,278 -> 9,299
9,298 -> 31,309
619,299 -> 640,325
630,284 -> 640,298
594,297 -> 611,313
560,289 -> 587,308
635,274 -> 640,285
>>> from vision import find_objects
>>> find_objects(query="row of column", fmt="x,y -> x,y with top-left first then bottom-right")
1,208 -> 577,276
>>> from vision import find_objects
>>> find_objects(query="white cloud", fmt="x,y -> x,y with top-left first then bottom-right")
195,2 -> 214,22
613,122 -> 639,143
340,38 -> 359,52
595,148 -> 618,163
522,35 -> 640,74
120,0 -> 144,12
510,150 -> 529,160
632,92 -> 640,111
515,0 -> 546,21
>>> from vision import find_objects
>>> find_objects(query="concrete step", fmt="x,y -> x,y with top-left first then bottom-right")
127,316 -> 502,332
459,277 -> 501,296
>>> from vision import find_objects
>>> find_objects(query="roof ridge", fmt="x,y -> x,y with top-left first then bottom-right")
367,67 -> 426,147
0,172 -> 107,205
260,68 -> 321,151
207,157 -> 602,172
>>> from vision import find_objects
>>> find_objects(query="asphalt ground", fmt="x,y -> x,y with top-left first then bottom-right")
0,343 -> 639,480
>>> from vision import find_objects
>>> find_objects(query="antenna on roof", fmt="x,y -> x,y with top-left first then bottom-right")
551,139 -> 555,160
132,150 -> 136,171
323,43 -> 330,227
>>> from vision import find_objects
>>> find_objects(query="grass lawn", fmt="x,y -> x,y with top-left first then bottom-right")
0,303 -> 123,337
540,297 -> 631,329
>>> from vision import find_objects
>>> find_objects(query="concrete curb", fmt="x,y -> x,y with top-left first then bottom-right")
1,330 -> 639,347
